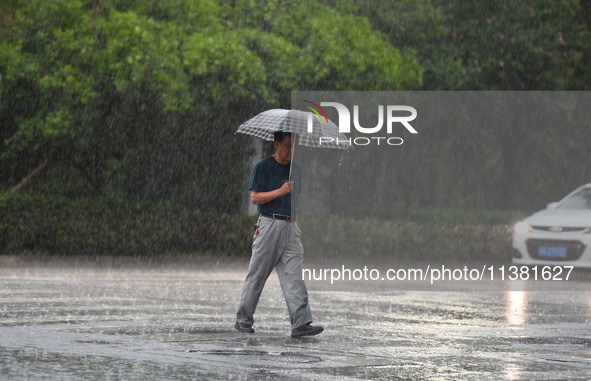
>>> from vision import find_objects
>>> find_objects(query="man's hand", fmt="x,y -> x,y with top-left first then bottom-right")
279,181 -> 294,196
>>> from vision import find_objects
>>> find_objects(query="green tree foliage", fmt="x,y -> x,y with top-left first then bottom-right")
336,0 -> 591,90
328,0 -> 591,211
436,0 -> 590,90
0,0 -> 421,211
334,0 -> 465,89
219,0 -> 423,91
0,0 -> 588,213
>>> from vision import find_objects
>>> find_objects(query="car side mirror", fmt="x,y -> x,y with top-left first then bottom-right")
546,202 -> 558,209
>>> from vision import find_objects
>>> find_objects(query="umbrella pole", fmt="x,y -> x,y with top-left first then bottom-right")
289,137 -> 294,181
289,133 -> 298,181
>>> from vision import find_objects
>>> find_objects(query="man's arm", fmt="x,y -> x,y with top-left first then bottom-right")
251,181 -> 293,205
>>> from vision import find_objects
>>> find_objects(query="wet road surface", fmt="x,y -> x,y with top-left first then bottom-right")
1,256 -> 590,380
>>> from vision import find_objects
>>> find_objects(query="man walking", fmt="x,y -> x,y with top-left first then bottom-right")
235,131 -> 323,338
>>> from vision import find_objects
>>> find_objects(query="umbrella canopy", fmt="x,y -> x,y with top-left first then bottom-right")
236,109 -> 349,149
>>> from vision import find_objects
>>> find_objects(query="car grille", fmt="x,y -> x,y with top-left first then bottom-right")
531,226 -> 588,233
526,239 -> 586,261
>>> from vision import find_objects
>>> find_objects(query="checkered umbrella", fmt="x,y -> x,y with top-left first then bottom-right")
236,109 -> 350,149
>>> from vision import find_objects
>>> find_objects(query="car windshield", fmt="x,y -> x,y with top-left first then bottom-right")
558,187 -> 591,209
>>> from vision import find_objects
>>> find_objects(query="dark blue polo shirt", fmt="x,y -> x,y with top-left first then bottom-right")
249,156 -> 300,216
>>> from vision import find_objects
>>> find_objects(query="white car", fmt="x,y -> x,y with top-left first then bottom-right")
512,183 -> 591,268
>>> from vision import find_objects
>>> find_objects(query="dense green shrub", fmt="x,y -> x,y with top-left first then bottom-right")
300,211 -> 517,263
0,193 -> 253,256
0,193 -> 519,261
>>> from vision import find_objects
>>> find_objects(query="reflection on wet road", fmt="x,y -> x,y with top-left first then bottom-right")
1,257 -> 590,380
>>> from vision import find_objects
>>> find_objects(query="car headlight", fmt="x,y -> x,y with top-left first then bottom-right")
514,221 -> 530,234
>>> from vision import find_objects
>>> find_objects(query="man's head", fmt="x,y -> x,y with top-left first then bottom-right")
273,131 -> 292,165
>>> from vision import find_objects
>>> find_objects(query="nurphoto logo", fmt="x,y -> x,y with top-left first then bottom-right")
305,101 -> 418,146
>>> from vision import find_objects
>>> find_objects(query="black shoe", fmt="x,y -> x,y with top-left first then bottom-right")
291,323 -> 324,338
234,321 -> 254,333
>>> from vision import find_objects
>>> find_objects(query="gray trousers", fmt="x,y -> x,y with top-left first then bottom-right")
236,215 -> 313,329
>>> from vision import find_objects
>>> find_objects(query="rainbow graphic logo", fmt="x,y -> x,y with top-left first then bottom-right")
304,100 -> 328,124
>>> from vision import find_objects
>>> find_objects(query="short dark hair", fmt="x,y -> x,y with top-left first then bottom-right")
274,131 -> 291,143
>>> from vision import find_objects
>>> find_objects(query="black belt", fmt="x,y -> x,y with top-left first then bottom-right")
261,213 -> 296,222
